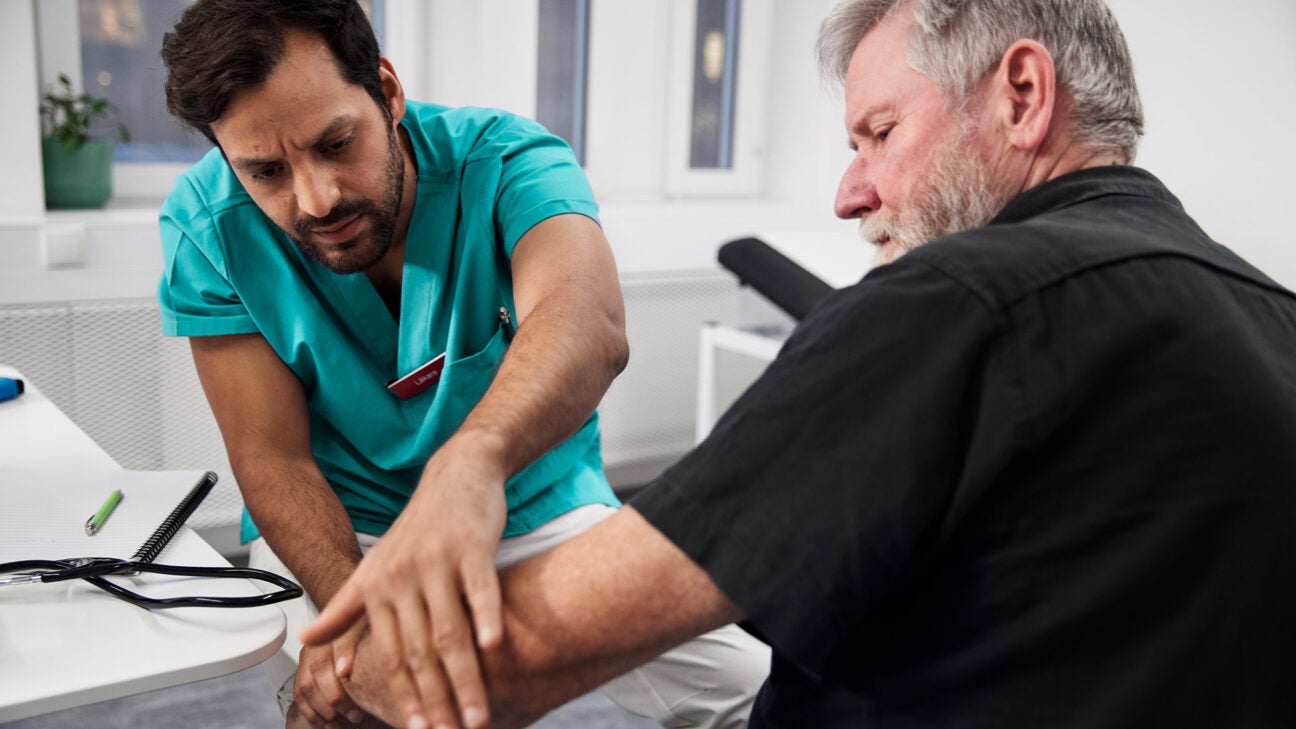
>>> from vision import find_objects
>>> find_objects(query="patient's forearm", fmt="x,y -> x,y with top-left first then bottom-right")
339,507 -> 740,728
482,506 -> 743,726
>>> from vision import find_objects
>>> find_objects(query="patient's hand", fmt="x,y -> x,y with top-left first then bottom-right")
285,620 -> 408,729
340,628 -> 456,728
290,621 -> 368,727
286,702 -> 394,729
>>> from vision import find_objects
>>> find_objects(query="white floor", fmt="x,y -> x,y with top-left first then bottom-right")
0,662 -> 656,729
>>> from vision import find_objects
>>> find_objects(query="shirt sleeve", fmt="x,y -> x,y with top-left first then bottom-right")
463,114 -> 600,257
630,258 -> 1004,679
157,194 -> 257,337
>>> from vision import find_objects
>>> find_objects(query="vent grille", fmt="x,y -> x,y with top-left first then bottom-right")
600,271 -> 739,479
0,299 -> 240,541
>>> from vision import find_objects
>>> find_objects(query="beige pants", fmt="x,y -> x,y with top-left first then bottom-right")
250,504 -> 770,728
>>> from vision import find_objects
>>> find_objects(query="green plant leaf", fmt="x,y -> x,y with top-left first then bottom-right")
39,72 -> 130,149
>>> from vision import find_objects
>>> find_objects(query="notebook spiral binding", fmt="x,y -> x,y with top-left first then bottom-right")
130,471 -> 219,564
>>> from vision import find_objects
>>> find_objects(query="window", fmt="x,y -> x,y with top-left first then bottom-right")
37,0 -> 385,200
663,0 -> 771,198
536,0 -> 591,165
33,0 -> 769,205
77,0 -> 208,164
688,0 -> 741,170
576,0 -> 772,201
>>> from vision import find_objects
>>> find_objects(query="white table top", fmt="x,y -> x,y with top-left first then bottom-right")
0,366 -> 286,722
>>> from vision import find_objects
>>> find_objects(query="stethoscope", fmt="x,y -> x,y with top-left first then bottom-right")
0,556 -> 301,609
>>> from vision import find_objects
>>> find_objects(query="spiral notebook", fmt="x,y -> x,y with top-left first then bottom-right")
0,467 -> 217,563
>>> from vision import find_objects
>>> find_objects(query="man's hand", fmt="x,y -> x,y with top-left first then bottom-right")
334,623 -> 425,729
288,620 -> 370,727
303,214 -> 627,728
302,433 -> 509,729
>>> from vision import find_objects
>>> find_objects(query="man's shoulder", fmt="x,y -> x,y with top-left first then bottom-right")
161,147 -> 260,231
403,100 -> 523,130
402,101 -> 552,169
902,167 -> 1286,312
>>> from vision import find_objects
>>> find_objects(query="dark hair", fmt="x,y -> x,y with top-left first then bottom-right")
161,0 -> 386,145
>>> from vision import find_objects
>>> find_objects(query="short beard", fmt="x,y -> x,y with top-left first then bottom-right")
288,119 -> 405,275
860,123 -> 1014,267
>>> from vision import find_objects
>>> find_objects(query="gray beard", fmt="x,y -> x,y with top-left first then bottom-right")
860,128 -> 1014,267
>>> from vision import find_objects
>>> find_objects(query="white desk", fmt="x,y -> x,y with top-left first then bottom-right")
695,323 -> 787,443
0,367 -> 286,722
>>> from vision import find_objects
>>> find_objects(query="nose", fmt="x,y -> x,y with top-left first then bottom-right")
294,165 -> 342,221
834,157 -> 881,220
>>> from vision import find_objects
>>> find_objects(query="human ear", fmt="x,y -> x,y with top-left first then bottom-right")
990,39 -> 1056,152
378,57 -> 407,123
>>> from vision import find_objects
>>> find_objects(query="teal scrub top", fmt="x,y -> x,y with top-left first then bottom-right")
158,102 -> 619,542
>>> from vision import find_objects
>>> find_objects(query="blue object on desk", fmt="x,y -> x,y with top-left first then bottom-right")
0,377 -> 24,402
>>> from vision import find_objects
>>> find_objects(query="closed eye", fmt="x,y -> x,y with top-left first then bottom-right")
250,164 -> 284,182
323,136 -> 354,154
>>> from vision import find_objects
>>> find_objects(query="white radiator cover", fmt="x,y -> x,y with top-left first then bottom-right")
0,299 -> 242,552
602,271 -> 740,476
0,271 -> 739,556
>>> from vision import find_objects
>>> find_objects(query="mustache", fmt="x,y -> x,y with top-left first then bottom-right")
293,199 -> 378,239
859,215 -> 895,246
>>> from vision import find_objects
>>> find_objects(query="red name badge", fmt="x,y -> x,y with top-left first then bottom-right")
386,352 -> 447,399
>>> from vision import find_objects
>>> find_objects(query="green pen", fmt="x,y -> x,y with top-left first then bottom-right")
85,489 -> 123,536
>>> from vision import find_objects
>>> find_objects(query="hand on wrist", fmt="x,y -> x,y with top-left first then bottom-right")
434,427 -> 514,484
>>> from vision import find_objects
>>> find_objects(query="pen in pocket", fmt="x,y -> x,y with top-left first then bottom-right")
499,306 -> 515,341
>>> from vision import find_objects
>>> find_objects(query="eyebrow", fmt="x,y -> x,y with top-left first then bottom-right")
849,103 -> 892,134
845,103 -> 895,149
228,116 -> 357,171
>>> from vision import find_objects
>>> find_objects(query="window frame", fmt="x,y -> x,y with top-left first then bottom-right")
35,0 -> 413,204
664,0 -> 772,198
535,0 -> 592,165
580,0 -> 772,203
32,0 -> 774,206
35,0 -> 199,202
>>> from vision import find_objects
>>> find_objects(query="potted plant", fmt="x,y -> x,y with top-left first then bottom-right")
40,73 -> 130,209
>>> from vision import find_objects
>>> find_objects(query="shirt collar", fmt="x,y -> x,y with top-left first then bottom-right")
990,166 -> 1183,227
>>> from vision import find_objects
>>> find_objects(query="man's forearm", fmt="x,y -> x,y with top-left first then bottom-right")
445,213 -> 628,479
236,456 -> 363,605
337,507 -> 720,729
453,294 -> 627,476
481,510 -> 739,726
189,333 -> 364,605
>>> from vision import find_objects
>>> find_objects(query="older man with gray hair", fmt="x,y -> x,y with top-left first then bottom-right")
304,1 -> 1296,726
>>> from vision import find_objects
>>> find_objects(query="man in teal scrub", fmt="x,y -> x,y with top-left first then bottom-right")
157,2 -> 768,728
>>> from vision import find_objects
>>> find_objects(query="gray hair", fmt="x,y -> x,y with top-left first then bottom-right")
817,0 -> 1144,162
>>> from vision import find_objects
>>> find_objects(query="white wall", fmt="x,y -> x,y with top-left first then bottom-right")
0,1 -> 44,218
1105,0 -> 1296,287
417,0 -> 539,116
1,0 -> 1294,288
764,0 -> 847,218
594,0 -> 860,277
741,0 -> 1296,289
1,0 -> 1293,493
